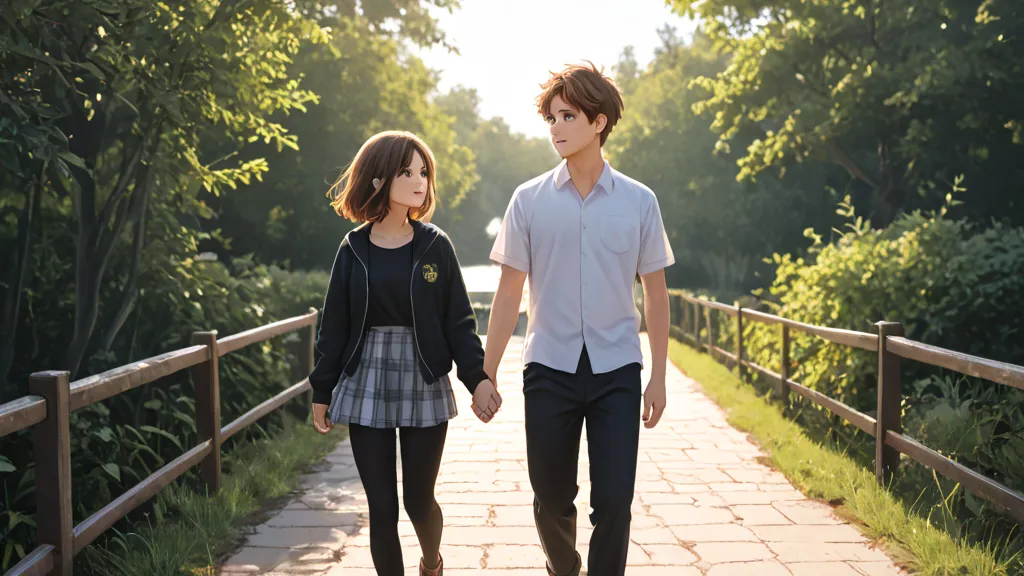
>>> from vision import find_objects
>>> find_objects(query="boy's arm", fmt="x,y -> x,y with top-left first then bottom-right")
486,188 -> 531,382
637,190 -> 675,428
640,269 -> 670,385
484,266 -> 527,380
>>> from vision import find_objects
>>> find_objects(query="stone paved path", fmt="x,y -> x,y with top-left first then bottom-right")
220,335 -> 907,575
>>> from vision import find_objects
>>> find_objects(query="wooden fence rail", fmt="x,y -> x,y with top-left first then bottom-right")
0,308 -> 319,576
665,290 -> 1024,526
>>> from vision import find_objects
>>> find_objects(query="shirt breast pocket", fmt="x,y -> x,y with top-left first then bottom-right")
598,214 -> 637,255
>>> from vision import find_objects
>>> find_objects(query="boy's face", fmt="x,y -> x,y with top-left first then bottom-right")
545,93 -> 604,158
390,151 -> 429,210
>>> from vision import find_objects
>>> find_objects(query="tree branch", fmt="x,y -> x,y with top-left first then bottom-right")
828,140 -> 879,189
95,128 -> 147,235
864,0 -> 881,50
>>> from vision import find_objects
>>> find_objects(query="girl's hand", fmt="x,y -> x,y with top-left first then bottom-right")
312,403 -> 333,434
471,379 -> 502,423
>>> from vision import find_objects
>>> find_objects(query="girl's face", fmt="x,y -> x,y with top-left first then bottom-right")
389,151 -> 429,210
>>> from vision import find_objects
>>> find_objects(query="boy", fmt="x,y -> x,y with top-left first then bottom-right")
483,62 -> 674,576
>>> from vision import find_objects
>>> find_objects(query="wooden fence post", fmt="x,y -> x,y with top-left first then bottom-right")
190,331 -> 221,492
671,293 -> 679,338
875,321 -> 904,486
736,306 -> 745,380
680,296 -> 686,330
673,295 -> 681,334
693,301 -> 700,349
705,306 -> 714,356
682,297 -> 691,345
779,324 -> 791,402
301,307 -> 317,411
29,371 -> 73,576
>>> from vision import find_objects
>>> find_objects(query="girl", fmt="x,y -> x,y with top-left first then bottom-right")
307,131 -> 503,576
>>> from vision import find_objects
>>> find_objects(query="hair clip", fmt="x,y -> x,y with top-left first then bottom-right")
372,177 -> 383,191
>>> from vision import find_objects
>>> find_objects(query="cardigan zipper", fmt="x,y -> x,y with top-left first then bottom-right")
342,247 -> 369,374
410,235 -> 439,382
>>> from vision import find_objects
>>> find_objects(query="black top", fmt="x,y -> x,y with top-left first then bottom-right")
307,220 -> 489,404
366,241 -> 414,327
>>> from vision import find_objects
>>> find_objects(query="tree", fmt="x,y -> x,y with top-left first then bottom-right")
0,0 -> 335,383
0,0 -> 461,387
670,0 -> 1024,227
209,11 -> 477,271
613,46 -> 640,95
605,31 -> 839,293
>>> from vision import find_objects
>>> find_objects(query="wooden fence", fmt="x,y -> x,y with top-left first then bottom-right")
0,308 -> 319,576
664,290 -> 1024,526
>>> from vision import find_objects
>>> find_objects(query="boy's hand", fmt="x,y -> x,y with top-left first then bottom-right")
312,403 -> 333,434
642,377 -> 666,428
472,379 -> 502,423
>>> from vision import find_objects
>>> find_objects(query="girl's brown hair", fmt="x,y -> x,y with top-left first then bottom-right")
536,61 -> 624,146
327,131 -> 437,223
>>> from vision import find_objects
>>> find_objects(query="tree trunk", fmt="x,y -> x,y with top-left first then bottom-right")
64,167 -> 149,378
871,138 -> 906,228
0,172 -> 43,396
63,118 -> 155,378
97,166 -> 152,354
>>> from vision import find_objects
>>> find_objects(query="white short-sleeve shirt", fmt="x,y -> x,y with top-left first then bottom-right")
489,159 -> 675,374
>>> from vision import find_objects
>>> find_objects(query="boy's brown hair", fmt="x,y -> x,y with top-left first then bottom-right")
536,61 -> 624,146
328,131 -> 437,223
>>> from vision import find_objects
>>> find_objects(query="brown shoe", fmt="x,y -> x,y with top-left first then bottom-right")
420,554 -> 443,576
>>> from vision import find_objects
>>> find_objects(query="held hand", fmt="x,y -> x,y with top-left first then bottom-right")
471,379 -> 502,423
642,377 -> 666,429
312,403 -> 333,434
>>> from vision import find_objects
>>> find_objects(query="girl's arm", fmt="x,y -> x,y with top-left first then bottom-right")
443,236 -> 489,395
308,242 -> 351,405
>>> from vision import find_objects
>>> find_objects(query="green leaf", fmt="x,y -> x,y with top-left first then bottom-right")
140,425 -> 184,451
94,427 -> 114,442
70,61 -> 107,81
102,463 -> 120,482
8,511 -> 23,530
0,455 -> 15,473
112,92 -> 141,116
57,151 -> 87,170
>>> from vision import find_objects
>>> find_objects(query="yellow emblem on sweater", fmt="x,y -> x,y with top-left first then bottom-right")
422,263 -> 438,283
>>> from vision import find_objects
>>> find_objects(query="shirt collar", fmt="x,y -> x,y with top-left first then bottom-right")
554,158 -> 615,194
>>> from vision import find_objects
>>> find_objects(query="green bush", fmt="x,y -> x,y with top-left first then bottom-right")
713,195 -> 1024,554
0,252 -> 328,571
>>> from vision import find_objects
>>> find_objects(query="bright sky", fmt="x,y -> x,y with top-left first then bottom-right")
412,0 -> 698,140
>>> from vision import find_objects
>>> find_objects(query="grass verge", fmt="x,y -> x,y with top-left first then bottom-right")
78,412 -> 346,576
668,338 -> 1018,576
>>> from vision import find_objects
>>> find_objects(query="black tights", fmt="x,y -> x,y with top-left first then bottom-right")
349,422 -> 448,575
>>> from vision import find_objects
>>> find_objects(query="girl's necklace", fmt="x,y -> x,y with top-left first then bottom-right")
370,229 -> 413,240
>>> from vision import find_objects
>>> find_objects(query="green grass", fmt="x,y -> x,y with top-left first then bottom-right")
669,339 -> 1019,576
78,412 -> 346,576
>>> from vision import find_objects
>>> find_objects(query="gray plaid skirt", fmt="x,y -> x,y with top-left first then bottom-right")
327,326 -> 457,428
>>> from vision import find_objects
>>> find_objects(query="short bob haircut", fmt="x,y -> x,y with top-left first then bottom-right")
328,131 -> 437,223
536,61 -> 624,146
